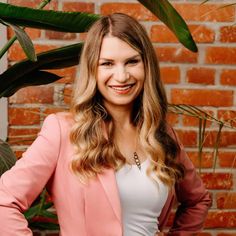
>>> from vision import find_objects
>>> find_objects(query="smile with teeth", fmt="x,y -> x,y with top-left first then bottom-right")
109,84 -> 134,91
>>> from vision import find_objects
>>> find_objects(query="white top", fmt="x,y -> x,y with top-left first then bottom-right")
115,159 -> 168,236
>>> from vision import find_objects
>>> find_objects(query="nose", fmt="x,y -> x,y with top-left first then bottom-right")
113,65 -> 129,83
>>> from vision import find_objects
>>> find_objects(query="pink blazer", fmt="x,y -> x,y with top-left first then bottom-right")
0,113 -> 211,236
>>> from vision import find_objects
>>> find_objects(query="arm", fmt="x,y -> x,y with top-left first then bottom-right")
169,129 -> 212,235
0,114 -> 61,236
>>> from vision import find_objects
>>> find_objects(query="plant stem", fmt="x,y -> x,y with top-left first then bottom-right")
0,0 -> 52,59
38,0 -> 52,9
198,118 -> 203,174
213,122 -> 224,172
168,104 -> 235,130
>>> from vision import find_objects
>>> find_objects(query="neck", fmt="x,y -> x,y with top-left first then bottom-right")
105,104 -> 133,129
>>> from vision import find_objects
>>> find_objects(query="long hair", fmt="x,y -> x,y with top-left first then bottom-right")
70,13 -> 185,186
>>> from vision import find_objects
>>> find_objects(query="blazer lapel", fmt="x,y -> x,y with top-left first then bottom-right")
98,168 -> 122,224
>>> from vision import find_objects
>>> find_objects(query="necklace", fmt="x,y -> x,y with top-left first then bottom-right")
133,151 -> 141,170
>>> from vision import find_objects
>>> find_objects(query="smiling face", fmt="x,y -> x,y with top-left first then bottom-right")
96,36 -> 145,112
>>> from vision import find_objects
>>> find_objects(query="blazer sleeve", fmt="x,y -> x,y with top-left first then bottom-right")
0,114 -> 61,236
168,128 -> 212,235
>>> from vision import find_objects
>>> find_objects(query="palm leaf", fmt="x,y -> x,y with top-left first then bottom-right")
0,139 -> 17,176
0,2 -> 99,32
0,43 -> 83,98
137,0 -> 198,52
2,71 -> 62,97
6,22 -> 37,61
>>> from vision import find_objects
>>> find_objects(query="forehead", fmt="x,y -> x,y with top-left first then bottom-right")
99,36 -> 140,59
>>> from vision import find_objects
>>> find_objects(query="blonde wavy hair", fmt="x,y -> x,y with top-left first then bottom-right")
70,13 -> 185,186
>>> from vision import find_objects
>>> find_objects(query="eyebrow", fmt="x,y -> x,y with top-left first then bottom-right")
99,54 -> 141,61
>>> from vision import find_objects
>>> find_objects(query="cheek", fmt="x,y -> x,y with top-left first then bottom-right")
133,62 -> 145,80
97,69 -> 112,84
133,67 -> 145,82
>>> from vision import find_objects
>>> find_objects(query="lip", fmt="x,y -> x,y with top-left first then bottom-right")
108,83 -> 135,88
108,83 -> 135,94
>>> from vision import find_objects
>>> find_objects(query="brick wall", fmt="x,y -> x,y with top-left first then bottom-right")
5,0 -> 236,235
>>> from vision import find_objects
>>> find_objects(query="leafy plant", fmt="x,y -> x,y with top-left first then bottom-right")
0,139 -> 17,176
169,104 -> 236,173
0,0 -> 197,97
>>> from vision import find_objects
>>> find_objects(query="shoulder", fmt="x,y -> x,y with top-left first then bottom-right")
40,112 -> 75,142
54,112 -> 75,127
43,112 -> 74,129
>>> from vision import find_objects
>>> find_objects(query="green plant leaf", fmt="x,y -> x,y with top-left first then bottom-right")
0,43 -> 83,98
6,22 -> 37,61
0,2 -> 99,32
29,221 -> 60,230
24,201 -> 54,220
24,204 -> 41,220
0,139 -> 17,176
2,71 -> 62,97
39,209 -> 57,219
137,0 -> 198,52
0,0 -> 52,60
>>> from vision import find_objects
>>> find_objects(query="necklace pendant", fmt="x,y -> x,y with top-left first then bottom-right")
133,152 -> 141,170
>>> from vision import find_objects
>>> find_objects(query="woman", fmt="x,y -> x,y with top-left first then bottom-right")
0,13 -> 211,235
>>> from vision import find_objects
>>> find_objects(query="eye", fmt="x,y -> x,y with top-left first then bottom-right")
127,59 -> 140,65
99,61 -> 113,67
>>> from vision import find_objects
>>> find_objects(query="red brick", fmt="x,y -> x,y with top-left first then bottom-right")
14,150 -> 25,159
46,67 -> 77,84
63,2 -> 94,13
8,127 -> 39,145
171,89 -> 233,107
218,110 -> 236,128
218,152 -> 236,168
8,44 -> 57,61
186,67 -> 215,85
182,110 -> 213,127
45,31 -> 76,40
201,173 -> 233,190
216,192 -> 236,209
187,152 -> 213,168
150,25 -> 177,43
160,67 -> 180,84
203,131 -> 236,148
8,107 -> 40,125
205,47 -> 236,65
175,130 -> 197,147
166,113 -> 179,126
220,70 -> 236,86
174,3 -> 235,22
156,47 -> 198,63
101,3 -> 156,21
8,0 -> 58,10
189,25 -> 215,43
43,107 -> 68,116
205,211 -> 236,228
150,25 -> 215,43
220,26 -> 236,42
8,28 -> 41,40
63,86 -> 72,105
9,86 -> 54,104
